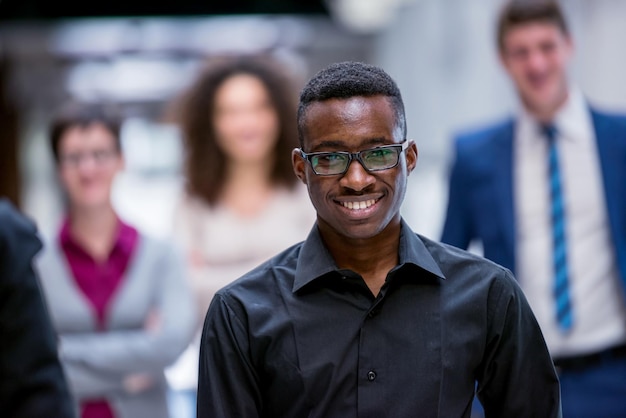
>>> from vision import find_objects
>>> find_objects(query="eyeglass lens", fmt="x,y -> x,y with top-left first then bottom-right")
60,149 -> 117,167
310,145 -> 401,175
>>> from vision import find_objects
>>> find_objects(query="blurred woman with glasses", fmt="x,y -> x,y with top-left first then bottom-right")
36,101 -> 196,418
165,54 -> 316,418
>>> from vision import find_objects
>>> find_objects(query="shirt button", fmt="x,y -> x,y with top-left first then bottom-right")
367,370 -> 377,381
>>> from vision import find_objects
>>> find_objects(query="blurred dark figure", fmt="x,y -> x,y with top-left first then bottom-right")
441,1 -> 626,417
0,197 -> 75,418
35,101 -> 196,418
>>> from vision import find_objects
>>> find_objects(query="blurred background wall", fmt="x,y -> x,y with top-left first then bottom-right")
1,0 -> 626,241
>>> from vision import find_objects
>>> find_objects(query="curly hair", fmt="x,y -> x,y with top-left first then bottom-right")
297,61 -> 406,145
173,54 -> 300,206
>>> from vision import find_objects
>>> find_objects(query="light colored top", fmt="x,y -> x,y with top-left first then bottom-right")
166,183 -> 317,390
36,229 -> 197,418
514,87 -> 626,356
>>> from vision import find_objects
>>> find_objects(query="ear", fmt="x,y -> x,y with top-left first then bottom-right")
563,34 -> 574,60
498,49 -> 510,74
292,148 -> 307,184
406,141 -> 418,173
117,154 -> 126,172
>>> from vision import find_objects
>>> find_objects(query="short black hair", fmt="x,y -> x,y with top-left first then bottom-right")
297,61 -> 406,146
49,101 -> 122,164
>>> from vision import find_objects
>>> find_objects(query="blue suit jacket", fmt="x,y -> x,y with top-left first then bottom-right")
440,108 -> 626,296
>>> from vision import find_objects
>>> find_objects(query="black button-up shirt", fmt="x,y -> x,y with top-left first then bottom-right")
198,220 -> 561,417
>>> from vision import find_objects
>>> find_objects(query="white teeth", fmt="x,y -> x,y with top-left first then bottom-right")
341,199 -> 376,210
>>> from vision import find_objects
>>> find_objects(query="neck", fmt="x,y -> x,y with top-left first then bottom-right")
226,158 -> 274,187
221,159 -> 277,217
68,204 -> 119,262
524,88 -> 570,124
319,218 -> 402,297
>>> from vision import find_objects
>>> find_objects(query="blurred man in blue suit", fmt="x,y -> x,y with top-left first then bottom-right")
441,1 -> 626,417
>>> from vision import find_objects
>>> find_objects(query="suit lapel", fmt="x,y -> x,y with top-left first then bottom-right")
492,120 -> 517,274
591,110 -> 626,289
592,110 -> 624,224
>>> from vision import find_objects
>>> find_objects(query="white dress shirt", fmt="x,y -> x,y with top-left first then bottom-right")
514,87 -> 626,357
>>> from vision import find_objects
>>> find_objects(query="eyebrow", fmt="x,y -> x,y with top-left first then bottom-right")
309,137 -> 389,152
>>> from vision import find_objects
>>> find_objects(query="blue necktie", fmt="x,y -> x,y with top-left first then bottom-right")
542,123 -> 573,332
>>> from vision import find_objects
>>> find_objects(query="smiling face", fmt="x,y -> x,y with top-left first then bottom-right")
57,123 -> 123,211
500,22 -> 572,120
213,73 -> 280,165
293,95 -> 417,242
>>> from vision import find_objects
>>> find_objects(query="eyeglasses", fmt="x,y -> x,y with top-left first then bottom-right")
299,140 -> 409,176
59,149 -> 118,168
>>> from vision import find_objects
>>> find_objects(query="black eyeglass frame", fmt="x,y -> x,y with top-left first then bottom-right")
298,140 -> 410,176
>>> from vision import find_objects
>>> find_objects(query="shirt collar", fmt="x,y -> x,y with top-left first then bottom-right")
293,219 -> 445,293
59,215 -> 138,258
517,85 -> 593,143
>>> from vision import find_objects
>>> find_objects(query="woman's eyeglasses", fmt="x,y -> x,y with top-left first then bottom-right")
59,149 -> 118,168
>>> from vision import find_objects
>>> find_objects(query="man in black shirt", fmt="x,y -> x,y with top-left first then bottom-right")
197,61 -> 561,417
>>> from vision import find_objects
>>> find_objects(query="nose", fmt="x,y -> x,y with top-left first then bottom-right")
339,159 -> 375,192
75,154 -> 99,174
527,49 -> 548,73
